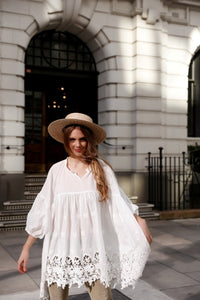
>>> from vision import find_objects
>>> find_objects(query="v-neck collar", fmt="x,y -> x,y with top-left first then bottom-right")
65,158 -> 90,179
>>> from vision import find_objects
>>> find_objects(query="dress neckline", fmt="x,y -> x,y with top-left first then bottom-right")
65,158 -> 90,179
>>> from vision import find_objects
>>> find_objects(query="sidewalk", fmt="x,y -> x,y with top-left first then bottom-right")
0,218 -> 200,299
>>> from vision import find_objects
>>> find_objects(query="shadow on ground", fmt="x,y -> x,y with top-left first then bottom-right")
69,289 -> 131,299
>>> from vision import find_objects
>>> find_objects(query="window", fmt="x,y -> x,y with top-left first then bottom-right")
26,30 -> 96,72
188,51 -> 200,137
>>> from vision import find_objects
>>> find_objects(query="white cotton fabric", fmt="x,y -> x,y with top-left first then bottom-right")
25,158 -> 150,300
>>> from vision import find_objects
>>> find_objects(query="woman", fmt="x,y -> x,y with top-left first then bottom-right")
18,113 -> 152,300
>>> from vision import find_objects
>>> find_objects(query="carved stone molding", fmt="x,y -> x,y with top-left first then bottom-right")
162,0 -> 200,8
58,0 -> 82,30
111,0 -> 142,17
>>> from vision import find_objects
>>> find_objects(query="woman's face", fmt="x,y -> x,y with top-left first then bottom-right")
68,127 -> 88,158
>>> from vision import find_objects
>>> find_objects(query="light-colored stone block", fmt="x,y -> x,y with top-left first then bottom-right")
104,124 -> 134,138
116,56 -> 135,70
136,69 -> 161,84
1,105 -> 24,122
95,1 -> 110,13
167,48 -> 191,65
163,113 -> 187,127
136,82 -> 161,97
168,35 -> 188,50
1,11 -> 33,30
0,91 -> 25,106
164,126 -> 187,139
190,10 -> 200,26
87,37 -> 101,52
0,28 -> 30,49
136,124 -> 162,138
117,83 -> 136,97
94,42 -> 134,63
1,120 -> 24,137
136,27 -> 162,44
96,30 -> 109,47
99,70 -> 134,86
3,0 -> 49,30
0,74 -> 24,91
117,111 -> 134,124
98,85 -> 106,99
105,155 -> 134,171
165,61 -> 188,76
1,154 -> 24,173
103,27 -> 135,43
0,44 -> 22,60
2,136 -> 24,149
78,13 -> 104,41
163,139 -> 187,154
166,87 -> 187,101
0,60 -> 24,76
79,0 -> 97,20
136,55 -> 161,71
135,153 -> 150,171
166,75 -> 187,88
135,97 -> 161,111
106,57 -> 117,70
99,98 -> 134,112
136,41 -> 161,57
97,60 -> 106,73
99,111 -> 117,125
2,142 -> 24,155
136,138 -> 164,154
165,99 -> 187,113
136,111 -> 161,124
0,0 -> 29,14
105,84 -> 117,98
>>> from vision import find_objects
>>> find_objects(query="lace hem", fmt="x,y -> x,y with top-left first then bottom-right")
45,247 -> 150,290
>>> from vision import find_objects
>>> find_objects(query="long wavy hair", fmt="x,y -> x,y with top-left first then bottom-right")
63,125 -> 110,202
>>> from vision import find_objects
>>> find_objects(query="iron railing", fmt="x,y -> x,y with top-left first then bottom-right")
147,147 -> 200,211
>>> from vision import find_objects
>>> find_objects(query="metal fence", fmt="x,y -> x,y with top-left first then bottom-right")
147,147 -> 200,211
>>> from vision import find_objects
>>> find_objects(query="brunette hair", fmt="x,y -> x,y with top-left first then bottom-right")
63,125 -> 110,202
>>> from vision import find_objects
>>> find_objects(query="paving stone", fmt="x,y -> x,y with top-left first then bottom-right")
163,285 -> 200,300
151,249 -> 200,273
0,245 -> 17,271
0,270 -> 38,295
186,271 -> 200,282
142,260 -> 198,289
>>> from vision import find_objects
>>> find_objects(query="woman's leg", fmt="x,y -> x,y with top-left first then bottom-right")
48,283 -> 69,300
85,280 -> 113,300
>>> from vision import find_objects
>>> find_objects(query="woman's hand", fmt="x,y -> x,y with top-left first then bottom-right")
134,214 -> 152,245
17,235 -> 36,274
17,246 -> 29,273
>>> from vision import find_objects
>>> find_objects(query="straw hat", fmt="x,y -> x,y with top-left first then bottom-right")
48,112 -> 106,144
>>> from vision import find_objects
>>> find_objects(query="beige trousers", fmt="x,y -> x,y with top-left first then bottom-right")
48,280 -> 113,300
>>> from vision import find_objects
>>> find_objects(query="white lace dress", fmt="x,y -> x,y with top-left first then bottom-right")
25,158 -> 150,300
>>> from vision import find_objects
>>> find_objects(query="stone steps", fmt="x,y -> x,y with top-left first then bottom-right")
3,200 -> 33,211
0,201 -> 31,231
0,174 -> 46,231
138,203 -> 160,220
129,197 -> 160,220
0,174 -> 159,231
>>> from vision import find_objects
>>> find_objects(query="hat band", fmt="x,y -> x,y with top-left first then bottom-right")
62,124 -> 93,134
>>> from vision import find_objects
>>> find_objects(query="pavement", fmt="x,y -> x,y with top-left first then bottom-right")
0,218 -> 200,300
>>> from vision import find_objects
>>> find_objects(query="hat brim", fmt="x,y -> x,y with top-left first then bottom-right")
48,118 -> 106,145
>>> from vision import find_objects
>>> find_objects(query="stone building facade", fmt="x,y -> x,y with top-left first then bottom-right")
1,0 -> 200,203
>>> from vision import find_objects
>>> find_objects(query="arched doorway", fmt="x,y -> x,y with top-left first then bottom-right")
25,30 -> 98,172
